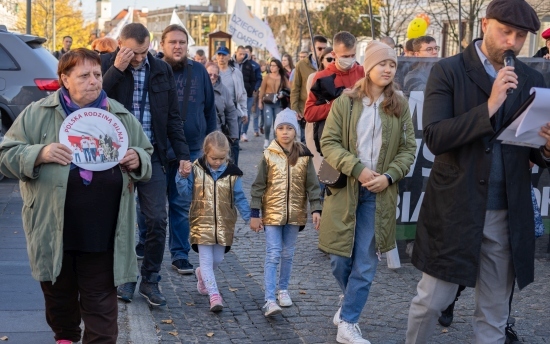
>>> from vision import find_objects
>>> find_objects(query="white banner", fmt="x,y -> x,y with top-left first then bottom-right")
229,0 -> 280,59
170,10 -> 196,47
106,7 -> 133,39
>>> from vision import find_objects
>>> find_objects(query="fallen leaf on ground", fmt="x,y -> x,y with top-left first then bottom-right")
161,319 -> 173,324
185,302 -> 195,306
229,287 -> 238,292
442,328 -> 448,333
0,336 -> 8,341
299,290 -> 307,294
168,331 -> 178,336
246,273 -> 253,277
206,332 -> 214,337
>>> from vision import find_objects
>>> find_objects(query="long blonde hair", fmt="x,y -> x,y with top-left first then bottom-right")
202,131 -> 231,163
346,68 -> 403,117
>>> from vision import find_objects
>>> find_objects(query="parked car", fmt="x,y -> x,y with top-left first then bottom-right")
0,25 -> 59,180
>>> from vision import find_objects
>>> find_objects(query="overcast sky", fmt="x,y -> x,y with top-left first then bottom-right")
81,0 -> 202,21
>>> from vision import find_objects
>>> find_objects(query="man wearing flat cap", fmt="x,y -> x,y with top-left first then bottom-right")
533,27 -> 550,58
405,0 -> 550,342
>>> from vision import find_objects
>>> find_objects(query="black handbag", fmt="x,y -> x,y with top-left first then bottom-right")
317,100 -> 353,189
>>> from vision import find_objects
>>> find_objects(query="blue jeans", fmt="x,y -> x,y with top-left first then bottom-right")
135,150 -> 169,280
230,138 -> 239,166
330,187 -> 378,323
264,224 -> 300,301
137,150 -> 202,262
242,97 -> 257,134
263,103 -> 282,141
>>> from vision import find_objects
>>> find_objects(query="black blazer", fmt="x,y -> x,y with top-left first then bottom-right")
412,39 -> 548,289
100,50 -> 190,168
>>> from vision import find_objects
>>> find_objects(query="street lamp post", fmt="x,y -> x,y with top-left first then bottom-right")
52,0 -> 56,51
26,0 -> 31,34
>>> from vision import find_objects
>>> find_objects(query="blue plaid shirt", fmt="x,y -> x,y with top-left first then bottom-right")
130,57 -> 154,144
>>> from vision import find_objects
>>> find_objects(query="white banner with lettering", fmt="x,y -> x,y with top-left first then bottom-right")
106,7 -> 133,39
229,0 -> 280,59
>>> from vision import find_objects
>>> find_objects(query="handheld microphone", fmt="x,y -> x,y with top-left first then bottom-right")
503,50 -> 515,95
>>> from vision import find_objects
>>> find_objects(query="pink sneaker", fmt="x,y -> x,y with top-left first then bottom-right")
56,340 -> 73,344
209,294 -> 223,312
195,267 -> 208,295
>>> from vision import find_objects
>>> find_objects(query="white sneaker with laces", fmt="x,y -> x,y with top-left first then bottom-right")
262,300 -> 282,317
277,290 -> 293,307
241,133 -> 248,142
336,321 -> 371,344
263,139 -> 269,149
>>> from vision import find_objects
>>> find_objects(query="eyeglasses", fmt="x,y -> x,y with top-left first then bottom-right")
420,46 -> 441,53
208,73 -> 219,78
324,57 -> 334,63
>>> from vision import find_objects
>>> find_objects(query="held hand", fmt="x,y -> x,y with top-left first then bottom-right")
258,102 -> 263,110
544,54 -> 550,60
242,115 -> 249,124
35,143 -> 73,167
364,175 -> 389,193
357,167 -> 380,184
296,111 -> 304,120
539,122 -> 550,157
488,66 -> 517,117
120,149 -> 140,171
178,160 -> 192,177
250,218 -> 263,232
312,213 -> 321,231
114,47 -> 134,72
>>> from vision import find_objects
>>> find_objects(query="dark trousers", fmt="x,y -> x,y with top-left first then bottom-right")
135,150 -> 168,281
40,251 -> 117,344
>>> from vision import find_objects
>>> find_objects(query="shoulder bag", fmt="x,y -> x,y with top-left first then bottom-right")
317,99 -> 353,189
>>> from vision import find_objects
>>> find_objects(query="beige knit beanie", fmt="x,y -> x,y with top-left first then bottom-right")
363,40 -> 397,74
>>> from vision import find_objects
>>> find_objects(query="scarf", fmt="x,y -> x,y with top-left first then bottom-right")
59,87 -> 109,185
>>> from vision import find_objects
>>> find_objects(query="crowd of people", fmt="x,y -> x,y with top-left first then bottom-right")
2,0 -> 550,343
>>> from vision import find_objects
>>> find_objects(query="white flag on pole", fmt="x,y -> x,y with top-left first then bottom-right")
106,7 -> 133,39
170,10 -> 196,47
229,0 -> 280,59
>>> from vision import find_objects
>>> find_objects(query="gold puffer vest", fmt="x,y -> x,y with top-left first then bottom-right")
190,158 -> 243,248
262,141 -> 310,226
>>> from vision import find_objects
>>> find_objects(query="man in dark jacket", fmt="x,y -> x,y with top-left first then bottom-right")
100,23 -> 191,307
405,1 -> 550,342
230,46 -> 256,141
154,24 -> 217,275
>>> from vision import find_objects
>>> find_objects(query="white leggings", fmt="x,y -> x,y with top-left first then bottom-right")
198,244 -> 226,296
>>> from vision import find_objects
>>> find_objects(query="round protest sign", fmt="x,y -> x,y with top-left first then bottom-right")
59,108 -> 129,172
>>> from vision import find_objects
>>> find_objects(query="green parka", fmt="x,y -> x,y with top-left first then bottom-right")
0,90 -> 153,285
318,94 -> 416,256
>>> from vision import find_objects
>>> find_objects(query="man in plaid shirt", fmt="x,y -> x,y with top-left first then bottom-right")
101,23 -> 191,307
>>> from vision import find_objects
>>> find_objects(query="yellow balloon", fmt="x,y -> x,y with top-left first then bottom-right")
407,18 -> 428,39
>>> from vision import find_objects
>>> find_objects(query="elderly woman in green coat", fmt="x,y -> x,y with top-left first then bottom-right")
0,49 -> 153,344
318,41 -> 416,344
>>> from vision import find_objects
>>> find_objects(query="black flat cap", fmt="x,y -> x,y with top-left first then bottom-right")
486,0 -> 540,34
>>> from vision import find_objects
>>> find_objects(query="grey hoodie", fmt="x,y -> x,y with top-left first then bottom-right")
213,77 -> 240,139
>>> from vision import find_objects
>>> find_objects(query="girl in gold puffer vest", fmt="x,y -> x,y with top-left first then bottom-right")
176,132 -> 250,312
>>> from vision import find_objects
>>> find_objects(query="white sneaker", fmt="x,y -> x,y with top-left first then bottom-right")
241,133 -> 248,142
263,139 -> 269,149
277,290 -> 293,307
262,300 -> 282,317
333,294 -> 344,325
336,321 -> 371,344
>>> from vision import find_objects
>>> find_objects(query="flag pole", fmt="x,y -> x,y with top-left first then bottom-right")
302,0 -> 319,71
369,0 -> 375,39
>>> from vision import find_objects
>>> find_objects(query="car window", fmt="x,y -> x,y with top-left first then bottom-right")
32,45 -> 60,65
0,45 -> 18,70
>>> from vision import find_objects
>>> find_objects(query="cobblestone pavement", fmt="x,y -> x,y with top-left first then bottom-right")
128,134 -> 550,344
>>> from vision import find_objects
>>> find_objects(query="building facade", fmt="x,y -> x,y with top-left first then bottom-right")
0,0 -> 18,31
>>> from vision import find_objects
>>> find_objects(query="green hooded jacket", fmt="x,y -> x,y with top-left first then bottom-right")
0,90 -> 153,285
318,94 -> 416,256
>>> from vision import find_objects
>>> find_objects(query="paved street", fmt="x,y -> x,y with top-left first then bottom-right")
1,133 -> 550,343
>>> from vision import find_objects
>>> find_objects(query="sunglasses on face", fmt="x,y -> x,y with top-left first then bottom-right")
208,73 -> 219,78
324,57 -> 334,63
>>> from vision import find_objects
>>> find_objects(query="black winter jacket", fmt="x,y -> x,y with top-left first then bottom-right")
412,39 -> 548,290
230,55 -> 256,97
100,50 -> 190,168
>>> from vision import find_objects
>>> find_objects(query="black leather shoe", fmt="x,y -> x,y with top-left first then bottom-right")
438,301 -> 455,327
505,322 -> 521,344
